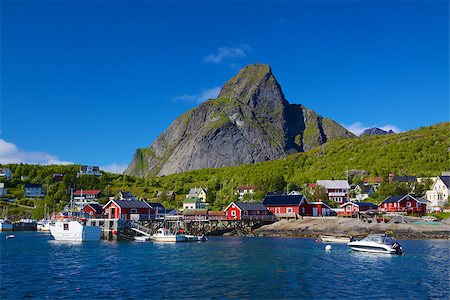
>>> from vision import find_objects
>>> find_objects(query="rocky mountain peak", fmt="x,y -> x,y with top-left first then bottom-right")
360,127 -> 395,136
124,63 -> 355,177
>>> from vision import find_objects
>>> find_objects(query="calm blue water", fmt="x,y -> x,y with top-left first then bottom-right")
1,232 -> 449,299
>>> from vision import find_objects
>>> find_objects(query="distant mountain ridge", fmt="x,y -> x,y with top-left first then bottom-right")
360,127 -> 395,136
125,64 -> 355,177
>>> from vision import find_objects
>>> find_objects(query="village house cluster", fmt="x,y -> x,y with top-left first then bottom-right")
1,165 -> 449,222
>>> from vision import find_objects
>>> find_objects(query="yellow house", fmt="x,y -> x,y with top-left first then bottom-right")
187,188 -> 207,203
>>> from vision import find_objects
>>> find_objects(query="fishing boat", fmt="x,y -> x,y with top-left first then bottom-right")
318,235 -> 353,244
347,234 -> 404,255
0,219 -> 14,231
49,220 -> 101,241
151,228 -> 186,242
49,190 -> 101,242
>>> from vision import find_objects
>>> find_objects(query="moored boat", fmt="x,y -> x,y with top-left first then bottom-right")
319,235 -> 352,244
151,228 -> 186,242
185,234 -> 208,242
0,219 -> 14,231
347,234 -> 404,255
49,220 -> 101,242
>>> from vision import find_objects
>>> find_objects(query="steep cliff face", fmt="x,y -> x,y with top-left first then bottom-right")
125,64 -> 355,177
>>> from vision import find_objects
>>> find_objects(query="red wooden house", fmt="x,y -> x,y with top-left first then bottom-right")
339,202 -> 378,217
224,202 -> 272,220
263,194 -> 333,218
380,194 -> 427,215
80,203 -> 103,218
102,199 -> 153,220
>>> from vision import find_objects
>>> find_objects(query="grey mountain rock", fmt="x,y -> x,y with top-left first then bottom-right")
360,127 -> 395,136
125,64 -> 355,177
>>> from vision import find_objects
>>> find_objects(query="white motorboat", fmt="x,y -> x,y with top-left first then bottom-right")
6,234 -> 15,239
0,219 -> 14,231
37,220 -> 52,232
49,220 -> 101,241
319,235 -> 353,244
347,234 -> 404,255
185,234 -> 208,242
151,228 -> 186,242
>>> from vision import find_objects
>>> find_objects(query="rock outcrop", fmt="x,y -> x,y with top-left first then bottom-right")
360,127 -> 395,136
125,64 -> 355,177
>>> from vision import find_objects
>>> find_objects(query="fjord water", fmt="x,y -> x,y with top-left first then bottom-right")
1,232 -> 449,299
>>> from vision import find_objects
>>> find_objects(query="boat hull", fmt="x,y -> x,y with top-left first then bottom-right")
151,234 -> 186,242
50,221 -> 101,241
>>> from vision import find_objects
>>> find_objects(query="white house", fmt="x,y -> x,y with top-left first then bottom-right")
0,168 -> 13,180
237,185 -> 256,200
0,183 -> 7,196
77,165 -> 101,177
316,180 -> 350,204
24,183 -> 45,197
354,184 -> 375,201
425,175 -> 449,209
183,197 -> 204,210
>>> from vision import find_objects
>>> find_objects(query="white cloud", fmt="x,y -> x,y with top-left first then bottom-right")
100,163 -> 128,174
344,122 -> 402,136
204,45 -> 251,64
175,86 -> 221,103
0,138 -> 73,165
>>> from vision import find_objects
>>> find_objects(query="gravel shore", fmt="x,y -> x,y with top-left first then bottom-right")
252,217 -> 450,239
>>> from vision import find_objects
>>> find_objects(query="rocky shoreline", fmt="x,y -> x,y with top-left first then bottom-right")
248,217 -> 450,240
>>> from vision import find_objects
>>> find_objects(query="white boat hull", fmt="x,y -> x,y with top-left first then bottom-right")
319,235 -> 350,244
50,221 -> 101,241
151,234 -> 186,242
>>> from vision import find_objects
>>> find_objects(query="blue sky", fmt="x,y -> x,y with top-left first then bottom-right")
1,0 -> 448,173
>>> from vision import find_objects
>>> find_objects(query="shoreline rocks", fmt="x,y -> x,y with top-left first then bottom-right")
251,217 -> 450,240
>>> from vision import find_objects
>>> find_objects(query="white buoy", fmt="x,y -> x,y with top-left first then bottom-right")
325,244 -> 332,251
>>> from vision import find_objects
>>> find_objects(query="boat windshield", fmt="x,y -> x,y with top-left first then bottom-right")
362,235 -> 394,245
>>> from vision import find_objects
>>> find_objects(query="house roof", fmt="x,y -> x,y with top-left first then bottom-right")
25,183 -> 42,188
361,185 -> 374,194
381,194 -> 420,204
120,191 -> 133,198
187,188 -> 207,197
263,194 -> 306,206
237,185 -> 256,191
391,176 -> 417,183
82,203 -> 103,214
438,176 -> 450,188
316,180 -> 350,189
147,202 -> 166,210
184,197 -> 200,204
74,190 -> 102,196
104,200 -> 152,209
233,202 -> 267,211
342,202 -> 378,208
364,177 -> 383,183
183,209 -> 208,216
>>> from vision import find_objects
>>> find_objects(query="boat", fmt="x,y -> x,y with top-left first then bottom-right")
318,235 -> 353,244
347,234 -> 404,255
6,234 -> 15,239
151,228 -> 186,242
134,235 -> 151,242
0,219 -> 14,231
37,220 -> 52,232
185,234 -> 208,242
49,220 -> 101,241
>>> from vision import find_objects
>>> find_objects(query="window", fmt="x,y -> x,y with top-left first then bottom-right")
231,211 -> 236,216
275,208 -> 280,214
63,223 -> 69,231
131,209 -> 137,213
406,202 -> 411,208
346,205 -> 351,211
302,207 -> 305,213
287,208 -> 293,213
243,211 -> 248,215
257,211 -> 260,215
